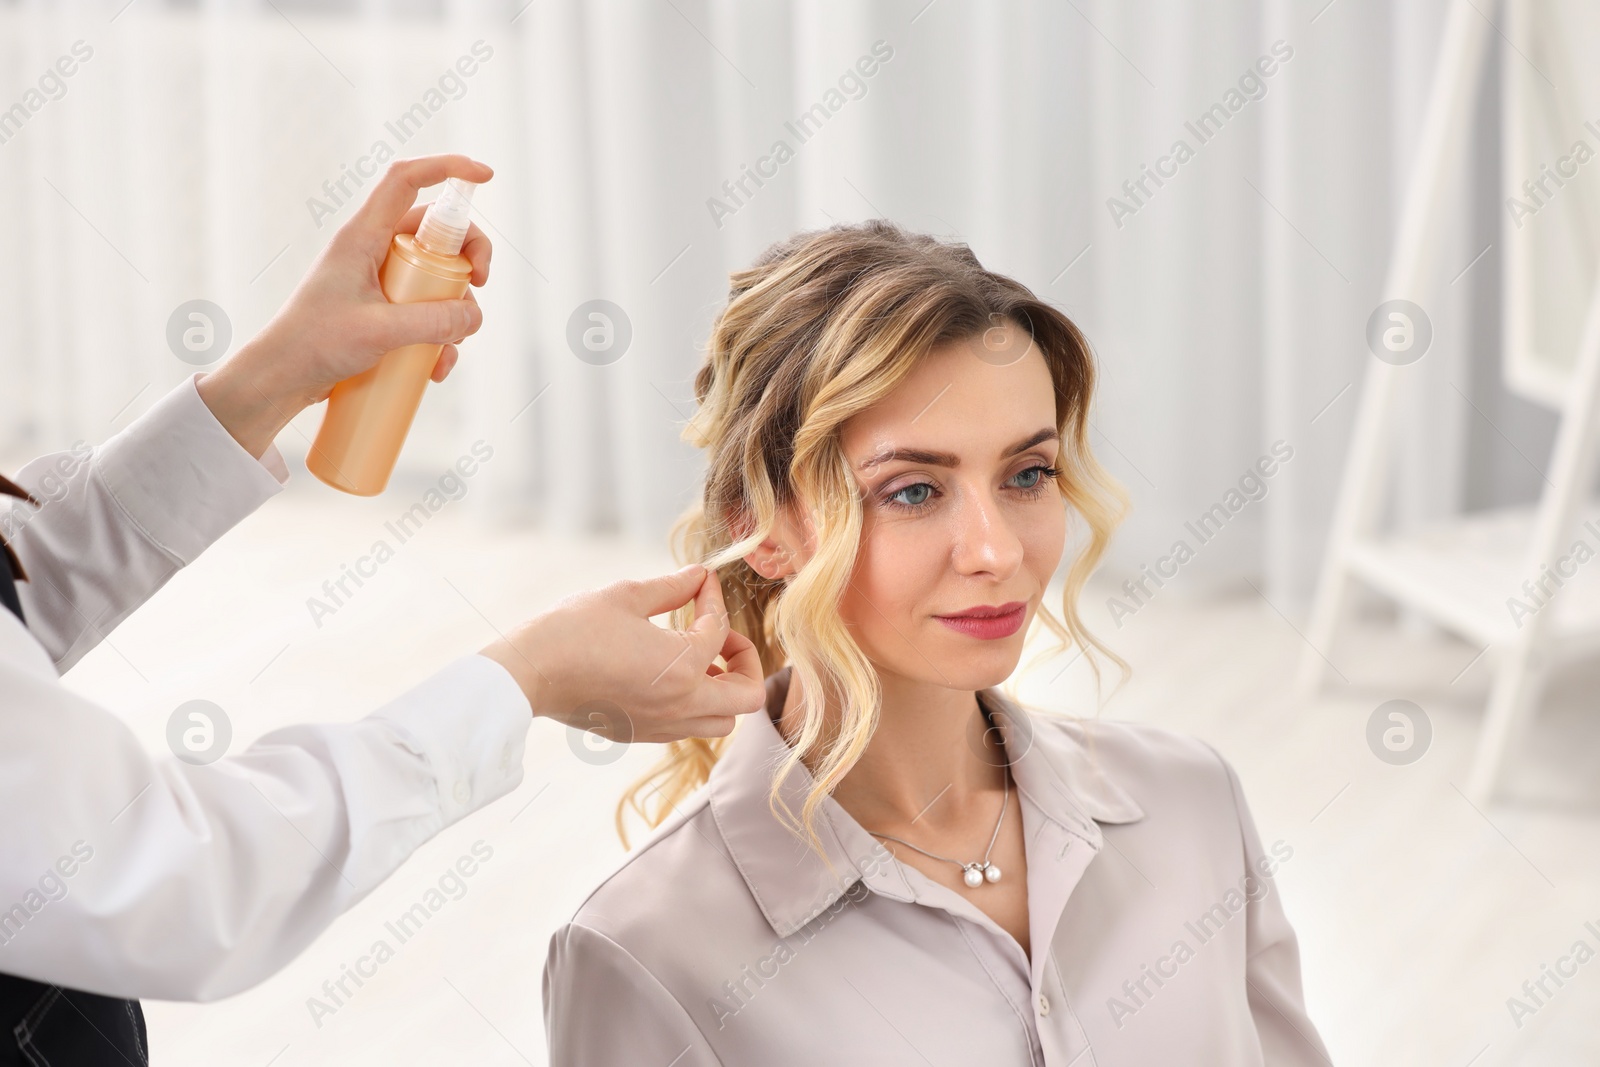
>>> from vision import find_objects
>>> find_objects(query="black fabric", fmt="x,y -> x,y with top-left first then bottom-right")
0,483 -> 149,1065
0,540 -> 21,626
0,976 -> 148,1067
0,472 -> 34,624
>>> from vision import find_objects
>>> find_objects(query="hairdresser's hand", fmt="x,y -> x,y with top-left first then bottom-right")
196,153 -> 494,459
479,564 -> 768,743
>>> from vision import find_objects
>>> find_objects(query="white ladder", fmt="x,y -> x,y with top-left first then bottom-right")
1295,0 -> 1600,803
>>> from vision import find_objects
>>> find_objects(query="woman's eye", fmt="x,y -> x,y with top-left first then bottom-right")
888,482 -> 934,509
882,465 -> 1059,513
1011,464 -> 1061,493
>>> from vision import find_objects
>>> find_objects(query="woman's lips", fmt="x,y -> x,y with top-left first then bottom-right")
934,602 -> 1027,640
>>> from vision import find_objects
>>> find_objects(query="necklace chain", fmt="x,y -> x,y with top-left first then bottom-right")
864,762 -> 1010,888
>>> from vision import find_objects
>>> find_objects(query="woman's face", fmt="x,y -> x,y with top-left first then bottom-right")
753,321 -> 1068,692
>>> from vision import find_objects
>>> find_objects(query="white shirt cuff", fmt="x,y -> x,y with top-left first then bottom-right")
92,373 -> 288,564
372,654 -> 532,825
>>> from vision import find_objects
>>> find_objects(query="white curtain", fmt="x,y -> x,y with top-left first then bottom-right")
0,0 -> 1551,611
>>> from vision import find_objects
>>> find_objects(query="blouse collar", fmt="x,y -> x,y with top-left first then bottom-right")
706,664 -> 1145,939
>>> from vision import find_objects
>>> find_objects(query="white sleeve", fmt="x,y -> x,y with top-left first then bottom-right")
0,373 -> 534,1001
0,641 -> 531,1002
1,372 -> 289,672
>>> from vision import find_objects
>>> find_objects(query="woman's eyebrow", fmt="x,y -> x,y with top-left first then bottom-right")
856,427 -> 1059,471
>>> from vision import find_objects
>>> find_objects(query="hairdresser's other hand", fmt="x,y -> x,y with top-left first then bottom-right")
479,564 -> 768,743
196,154 -> 494,459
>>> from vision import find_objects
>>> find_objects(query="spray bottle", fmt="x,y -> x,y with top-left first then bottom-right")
308,177 -> 478,496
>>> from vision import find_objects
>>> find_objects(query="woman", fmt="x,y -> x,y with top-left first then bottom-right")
542,220 -> 1330,1065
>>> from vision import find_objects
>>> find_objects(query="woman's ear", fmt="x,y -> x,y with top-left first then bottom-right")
744,535 -> 797,581
741,505 -> 805,580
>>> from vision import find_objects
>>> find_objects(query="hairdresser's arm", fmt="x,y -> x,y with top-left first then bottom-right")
0,561 -> 762,1002
0,621 -> 530,1000
1,374 -> 289,671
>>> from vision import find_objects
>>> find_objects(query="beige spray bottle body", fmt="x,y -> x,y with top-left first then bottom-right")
308,178 -> 477,496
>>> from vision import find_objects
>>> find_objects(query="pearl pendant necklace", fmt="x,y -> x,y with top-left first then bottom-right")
865,765 -> 1009,889
962,861 -> 1003,888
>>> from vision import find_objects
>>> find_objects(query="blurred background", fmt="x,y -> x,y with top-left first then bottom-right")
3,0 -> 1597,1063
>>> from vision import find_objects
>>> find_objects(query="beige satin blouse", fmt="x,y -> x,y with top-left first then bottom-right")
543,665 -> 1332,1065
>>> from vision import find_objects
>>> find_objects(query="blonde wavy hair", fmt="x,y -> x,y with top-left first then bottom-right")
616,219 -> 1131,857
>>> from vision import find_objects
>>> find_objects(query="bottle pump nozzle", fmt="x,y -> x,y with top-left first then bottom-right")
414,178 -> 477,257
308,172 -> 486,496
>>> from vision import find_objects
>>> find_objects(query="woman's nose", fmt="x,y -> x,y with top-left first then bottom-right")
948,487 -> 1025,577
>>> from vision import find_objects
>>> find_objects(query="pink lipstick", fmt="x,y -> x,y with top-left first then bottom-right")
934,601 -> 1027,640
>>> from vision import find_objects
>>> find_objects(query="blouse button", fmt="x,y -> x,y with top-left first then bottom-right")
1037,994 -> 1051,1017
453,781 -> 471,804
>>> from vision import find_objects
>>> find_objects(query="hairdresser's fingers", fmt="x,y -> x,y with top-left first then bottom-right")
625,563 -> 708,619
440,287 -> 480,345
389,204 -> 491,285
461,222 -> 492,286
365,297 -> 483,352
709,627 -> 765,699
642,716 -> 738,744
348,155 -> 493,248
393,203 -> 427,238
431,345 -> 459,383
686,570 -> 766,689
681,596 -> 765,718
685,567 -> 735,659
